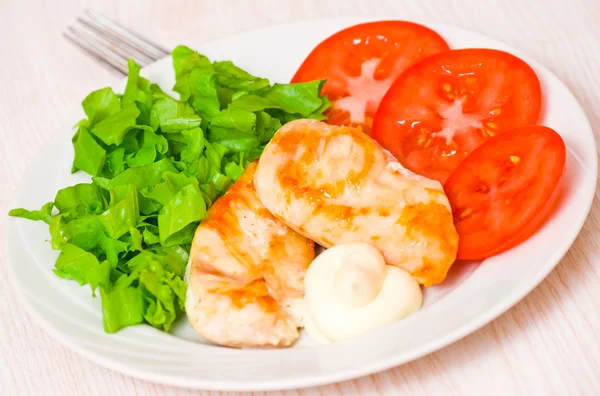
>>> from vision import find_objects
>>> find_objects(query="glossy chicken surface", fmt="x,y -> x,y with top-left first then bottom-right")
186,162 -> 315,348
254,119 -> 458,286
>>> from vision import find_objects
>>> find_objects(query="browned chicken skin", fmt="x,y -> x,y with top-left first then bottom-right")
254,119 -> 458,286
186,162 -> 315,348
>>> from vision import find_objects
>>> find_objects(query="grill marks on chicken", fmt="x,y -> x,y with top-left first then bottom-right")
254,119 -> 458,286
186,162 -> 314,348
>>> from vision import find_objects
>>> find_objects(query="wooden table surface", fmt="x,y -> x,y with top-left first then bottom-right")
1,0 -> 599,394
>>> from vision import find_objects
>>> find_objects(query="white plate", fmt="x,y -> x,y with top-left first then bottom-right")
4,17 -> 597,391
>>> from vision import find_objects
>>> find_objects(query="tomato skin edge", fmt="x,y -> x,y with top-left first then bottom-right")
291,20 -> 450,84
455,172 -> 564,261
443,126 -> 566,261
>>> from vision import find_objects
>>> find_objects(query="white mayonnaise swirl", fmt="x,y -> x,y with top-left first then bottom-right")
304,243 -> 422,343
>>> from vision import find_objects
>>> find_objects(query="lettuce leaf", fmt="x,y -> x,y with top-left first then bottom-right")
229,80 -> 327,117
72,126 -> 106,176
124,128 -> 168,168
151,91 -> 202,133
90,104 -> 140,146
54,183 -> 105,220
93,158 -> 178,190
98,185 -> 140,239
213,60 -> 270,91
101,287 -> 145,333
158,183 -> 207,246
8,201 -> 54,225
209,107 -> 260,151
54,243 -> 111,295
82,87 -> 121,125
122,59 -> 153,117
60,216 -> 103,250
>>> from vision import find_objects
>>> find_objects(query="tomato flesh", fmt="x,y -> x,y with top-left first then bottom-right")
372,49 -> 542,183
291,21 -> 449,134
443,126 -> 566,260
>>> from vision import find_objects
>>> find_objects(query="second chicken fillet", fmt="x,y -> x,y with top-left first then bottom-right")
254,119 -> 458,286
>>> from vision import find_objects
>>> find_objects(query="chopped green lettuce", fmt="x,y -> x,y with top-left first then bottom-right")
9,46 -> 330,334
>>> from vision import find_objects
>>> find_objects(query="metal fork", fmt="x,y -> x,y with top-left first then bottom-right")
64,9 -> 171,75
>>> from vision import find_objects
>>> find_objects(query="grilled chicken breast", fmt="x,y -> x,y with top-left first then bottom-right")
186,162 -> 315,348
254,119 -> 458,286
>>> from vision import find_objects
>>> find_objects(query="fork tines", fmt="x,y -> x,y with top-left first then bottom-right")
64,9 -> 171,75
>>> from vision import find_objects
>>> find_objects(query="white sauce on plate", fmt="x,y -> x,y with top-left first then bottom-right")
304,243 -> 422,343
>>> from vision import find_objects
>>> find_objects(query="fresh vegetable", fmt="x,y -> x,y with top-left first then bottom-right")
9,45 -> 329,333
372,49 -> 541,183
443,125 -> 565,260
291,21 -> 449,134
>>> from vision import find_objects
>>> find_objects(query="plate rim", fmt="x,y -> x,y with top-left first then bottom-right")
3,16 -> 598,391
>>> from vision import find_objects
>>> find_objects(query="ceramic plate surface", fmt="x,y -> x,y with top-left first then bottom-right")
4,17 -> 597,391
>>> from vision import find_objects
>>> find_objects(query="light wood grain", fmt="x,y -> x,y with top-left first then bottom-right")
1,0 -> 599,394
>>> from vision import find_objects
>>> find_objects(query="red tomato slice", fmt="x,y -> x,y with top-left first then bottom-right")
291,21 -> 449,134
372,49 -> 542,183
443,125 -> 566,260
